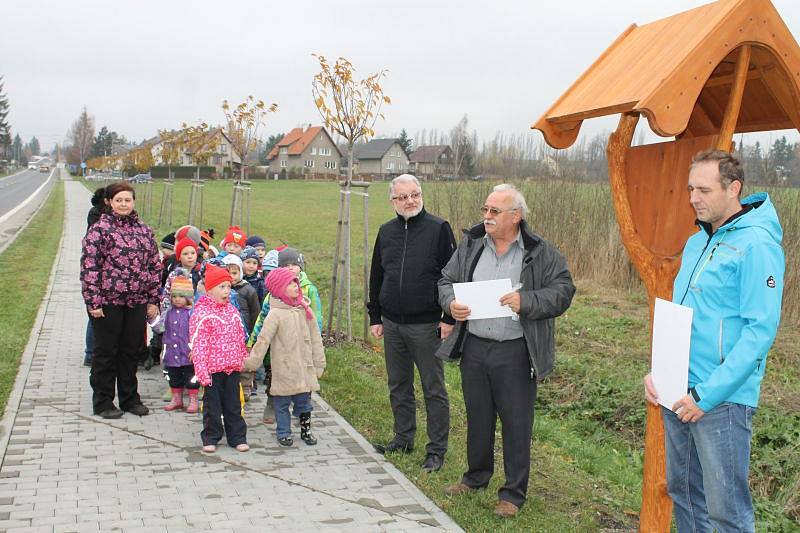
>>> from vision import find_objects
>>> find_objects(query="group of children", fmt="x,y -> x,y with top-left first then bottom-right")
153,224 -> 326,452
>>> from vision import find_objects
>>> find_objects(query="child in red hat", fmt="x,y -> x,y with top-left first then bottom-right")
189,264 -> 250,453
220,226 -> 247,257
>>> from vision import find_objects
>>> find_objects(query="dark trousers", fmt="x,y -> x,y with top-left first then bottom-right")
201,371 -> 247,447
383,318 -> 449,456
90,304 -> 146,413
84,319 -> 94,364
148,331 -> 163,362
460,334 -> 537,508
165,365 -> 199,389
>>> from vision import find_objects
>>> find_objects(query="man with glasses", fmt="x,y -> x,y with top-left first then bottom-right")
437,184 -> 575,518
368,174 -> 457,473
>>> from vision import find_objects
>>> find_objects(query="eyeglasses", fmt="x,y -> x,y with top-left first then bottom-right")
480,206 -> 518,216
391,191 -> 422,202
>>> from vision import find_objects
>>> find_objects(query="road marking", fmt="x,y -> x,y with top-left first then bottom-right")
0,168 -> 56,225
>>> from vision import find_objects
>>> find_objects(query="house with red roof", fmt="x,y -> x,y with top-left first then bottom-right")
266,125 -> 342,178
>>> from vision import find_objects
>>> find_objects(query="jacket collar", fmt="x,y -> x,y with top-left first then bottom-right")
395,207 -> 427,225
465,219 -> 542,250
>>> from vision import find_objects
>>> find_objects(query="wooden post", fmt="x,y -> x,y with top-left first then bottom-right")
716,45 -> 752,151
608,113 -> 674,533
326,186 -> 345,336
352,181 -> 371,339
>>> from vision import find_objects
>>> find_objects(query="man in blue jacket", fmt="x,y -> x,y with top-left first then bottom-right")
645,149 -> 784,533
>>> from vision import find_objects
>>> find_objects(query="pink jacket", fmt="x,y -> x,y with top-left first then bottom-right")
189,294 -> 247,386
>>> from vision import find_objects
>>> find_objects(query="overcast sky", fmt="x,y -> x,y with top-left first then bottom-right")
3,0 -> 799,151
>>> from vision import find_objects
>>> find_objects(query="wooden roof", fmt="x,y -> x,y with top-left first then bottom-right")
533,0 -> 800,148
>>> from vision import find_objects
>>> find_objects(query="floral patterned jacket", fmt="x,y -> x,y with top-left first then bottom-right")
189,294 -> 248,386
80,211 -> 162,310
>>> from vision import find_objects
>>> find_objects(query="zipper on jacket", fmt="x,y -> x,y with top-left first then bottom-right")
718,320 -> 724,363
678,234 -> 713,305
398,221 -> 409,322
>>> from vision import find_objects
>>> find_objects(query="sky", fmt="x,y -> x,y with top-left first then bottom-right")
2,0 -> 800,152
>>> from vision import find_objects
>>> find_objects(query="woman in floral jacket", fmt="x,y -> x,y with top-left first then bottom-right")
80,182 -> 162,419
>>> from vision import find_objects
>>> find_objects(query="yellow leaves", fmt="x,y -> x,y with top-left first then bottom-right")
383,96 -> 391,104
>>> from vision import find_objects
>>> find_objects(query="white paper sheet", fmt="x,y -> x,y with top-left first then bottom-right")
453,279 -> 515,320
651,298 -> 693,411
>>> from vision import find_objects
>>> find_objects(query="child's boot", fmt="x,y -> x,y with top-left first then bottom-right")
164,388 -> 184,411
299,412 -> 317,446
186,389 -> 199,414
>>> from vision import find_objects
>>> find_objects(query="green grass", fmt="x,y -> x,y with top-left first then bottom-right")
0,181 -> 64,413
77,177 -> 800,530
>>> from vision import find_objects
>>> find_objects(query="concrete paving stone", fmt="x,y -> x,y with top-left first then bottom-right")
5,526 -> 52,533
30,514 -> 78,526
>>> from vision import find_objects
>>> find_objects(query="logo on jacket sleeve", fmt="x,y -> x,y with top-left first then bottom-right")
766,275 -> 776,288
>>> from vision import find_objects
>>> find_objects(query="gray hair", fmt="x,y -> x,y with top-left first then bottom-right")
493,184 -> 529,218
389,174 -> 421,199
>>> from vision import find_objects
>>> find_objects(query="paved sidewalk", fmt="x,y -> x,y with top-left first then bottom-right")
0,179 -> 462,532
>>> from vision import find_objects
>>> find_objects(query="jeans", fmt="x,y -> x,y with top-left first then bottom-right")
663,403 -> 756,533
273,392 -> 313,439
84,319 -> 94,365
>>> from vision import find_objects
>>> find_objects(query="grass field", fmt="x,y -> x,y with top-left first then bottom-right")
80,176 -> 799,530
0,182 -> 64,413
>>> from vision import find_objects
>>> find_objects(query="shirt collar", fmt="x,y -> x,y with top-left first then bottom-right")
484,231 -> 523,254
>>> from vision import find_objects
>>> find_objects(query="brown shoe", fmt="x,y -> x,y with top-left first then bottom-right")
494,500 -> 519,518
444,482 -> 475,497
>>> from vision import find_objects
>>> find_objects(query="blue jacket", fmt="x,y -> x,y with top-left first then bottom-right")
673,192 -> 784,412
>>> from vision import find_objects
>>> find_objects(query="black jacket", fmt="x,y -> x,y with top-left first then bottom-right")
436,220 -> 575,380
368,208 -> 456,325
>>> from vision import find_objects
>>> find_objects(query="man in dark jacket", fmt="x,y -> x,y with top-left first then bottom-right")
368,174 -> 456,473
438,184 -> 575,518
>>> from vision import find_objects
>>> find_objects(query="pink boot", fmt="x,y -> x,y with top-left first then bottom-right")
186,389 -> 199,414
164,388 -> 184,411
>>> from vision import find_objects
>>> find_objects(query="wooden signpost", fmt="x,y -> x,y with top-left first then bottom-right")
533,0 -> 800,530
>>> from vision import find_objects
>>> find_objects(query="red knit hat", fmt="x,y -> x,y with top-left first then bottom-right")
223,226 -> 247,247
175,238 -> 197,259
204,264 -> 232,293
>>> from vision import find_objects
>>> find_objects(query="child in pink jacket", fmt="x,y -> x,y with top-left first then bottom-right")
189,264 -> 249,453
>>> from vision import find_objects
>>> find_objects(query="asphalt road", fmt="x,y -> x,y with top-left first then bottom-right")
0,169 -> 53,219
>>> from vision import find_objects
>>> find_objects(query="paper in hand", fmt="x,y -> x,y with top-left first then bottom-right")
453,279 -> 515,320
651,298 -> 693,411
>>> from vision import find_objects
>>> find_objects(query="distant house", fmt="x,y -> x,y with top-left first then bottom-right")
266,125 -> 341,178
146,128 -> 241,177
352,139 -> 409,179
409,145 -> 454,179
181,128 -> 241,176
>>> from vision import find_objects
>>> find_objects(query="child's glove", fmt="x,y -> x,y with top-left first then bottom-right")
242,352 -> 262,372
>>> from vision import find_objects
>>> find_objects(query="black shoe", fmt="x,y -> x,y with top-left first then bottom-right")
124,404 -> 150,416
421,453 -> 444,472
143,358 -> 154,371
97,407 -> 123,419
278,436 -> 294,447
373,439 -> 413,455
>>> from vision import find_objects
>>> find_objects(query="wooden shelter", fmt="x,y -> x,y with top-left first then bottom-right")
532,0 -> 800,530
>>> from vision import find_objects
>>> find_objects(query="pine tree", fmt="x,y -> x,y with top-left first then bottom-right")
0,76 -> 11,159
397,129 -> 413,155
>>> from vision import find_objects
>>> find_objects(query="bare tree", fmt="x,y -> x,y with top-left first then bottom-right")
68,106 -> 95,174
222,96 -> 278,181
